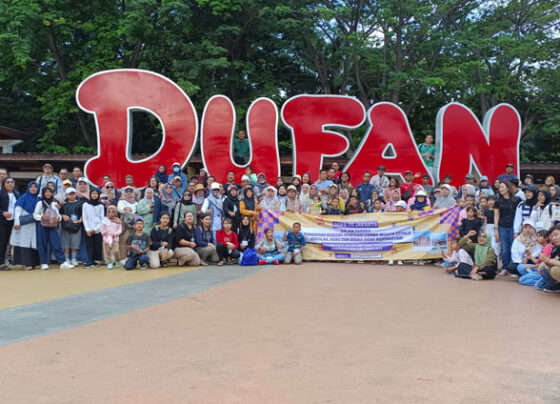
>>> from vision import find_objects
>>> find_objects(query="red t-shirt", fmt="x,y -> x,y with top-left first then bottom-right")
400,183 -> 414,201
216,230 -> 239,248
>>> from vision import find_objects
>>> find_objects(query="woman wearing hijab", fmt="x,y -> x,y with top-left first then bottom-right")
10,181 -> 40,269
141,176 -> 160,199
33,187 -> 74,270
160,183 -> 177,218
285,185 -> 302,213
506,220 -> 541,277
173,190 -> 197,228
102,181 -> 119,206
201,182 -> 224,237
240,187 -> 259,233
531,190 -> 554,231
237,215 -> 256,254
299,183 -> 311,213
384,189 -> 402,212
137,187 -> 157,234
82,188 -> 105,268
117,185 -> 138,260
155,165 -> 168,184
513,184 -> 538,236
223,185 -> 240,232
458,231 -> 497,280
192,184 -> 206,222
198,169 -> 209,188
410,190 -> 430,211
259,186 -> 280,210
433,185 -> 457,209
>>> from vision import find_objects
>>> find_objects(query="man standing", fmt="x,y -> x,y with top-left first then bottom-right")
71,166 -> 83,186
233,131 -> 250,165
421,174 -> 435,199
370,165 -> 389,194
224,171 -> 241,193
167,162 -> 187,185
498,163 -> 517,182
59,168 -> 69,183
36,163 -> 61,193
356,171 -> 374,202
0,168 -> 9,186
0,177 -> 16,270
314,169 -> 333,197
418,134 -> 436,175
330,162 -> 342,179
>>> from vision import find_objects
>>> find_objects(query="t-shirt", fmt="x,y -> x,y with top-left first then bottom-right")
418,143 -> 436,167
286,231 -> 306,252
127,232 -> 151,252
233,138 -> 249,158
483,208 -> 495,225
495,196 -> 520,229
400,183 -> 414,201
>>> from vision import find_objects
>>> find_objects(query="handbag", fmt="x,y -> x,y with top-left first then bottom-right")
240,248 -> 258,266
40,203 -> 59,228
19,214 -> 35,225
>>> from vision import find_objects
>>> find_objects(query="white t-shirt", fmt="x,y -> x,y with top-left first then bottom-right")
7,192 -> 16,221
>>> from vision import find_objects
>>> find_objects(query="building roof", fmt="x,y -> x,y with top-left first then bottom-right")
0,125 -> 27,140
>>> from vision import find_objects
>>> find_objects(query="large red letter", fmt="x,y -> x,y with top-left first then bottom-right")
201,95 -> 280,183
77,69 -> 198,188
344,102 -> 432,184
281,95 -> 365,180
436,103 -> 520,186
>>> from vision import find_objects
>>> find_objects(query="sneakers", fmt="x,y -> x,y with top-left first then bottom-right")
107,263 -> 114,270
471,274 -> 483,281
83,263 -> 95,269
435,261 -> 445,267
543,288 -> 560,293
510,274 -> 519,279
71,258 -> 78,267
499,269 -> 509,276
200,261 -> 209,266
115,261 -> 122,268
0,265 -> 10,271
140,264 -> 148,270
397,260 -> 403,266
273,260 -> 280,265
388,259 -> 394,266
41,264 -> 49,270
258,259 -> 266,265
60,261 -> 74,269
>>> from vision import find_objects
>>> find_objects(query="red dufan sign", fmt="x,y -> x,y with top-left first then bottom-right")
76,69 -> 521,188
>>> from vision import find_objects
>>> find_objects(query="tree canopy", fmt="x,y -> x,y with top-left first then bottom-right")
1,0 -> 559,161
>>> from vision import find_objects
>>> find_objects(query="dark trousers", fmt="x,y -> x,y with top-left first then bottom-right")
456,263 -> 497,280
85,232 -> 103,264
505,262 -> 521,276
0,221 -> 13,264
216,243 -> 241,261
125,253 -> 149,270
37,224 -> 66,265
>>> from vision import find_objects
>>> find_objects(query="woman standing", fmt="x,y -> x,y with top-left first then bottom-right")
83,188 -> 105,268
117,186 -> 137,260
10,181 -> 40,269
240,187 -> 259,233
494,182 -> 521,272
137,187 -> 158,233
223,186 -> 240,232
173,190 -> 197,228
33,188 -> 74,270
160,183 -> 177,218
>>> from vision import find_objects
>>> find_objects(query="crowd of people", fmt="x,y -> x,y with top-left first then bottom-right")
0,150 -> 559,293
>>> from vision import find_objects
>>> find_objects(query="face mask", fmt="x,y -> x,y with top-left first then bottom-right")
173,167 -> 180,173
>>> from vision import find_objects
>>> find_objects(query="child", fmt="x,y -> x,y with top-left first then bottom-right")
459,207 -> 484,243
257,228 -> 285,265
440,238 -> 460,273
366,198 -> 384,213
216,217 -> 240,265
125,218 -> 151,270
82,188 -> 105,268
59,187 -> 83,266
324,198 -> 342,215
33,187 -> 74,270
308,195 -> 323,215
344,196 -> 365,215
148,213 -> 175,268
395,200 -> 409,212
282,222 -> 306,265
100,205 -> 122,269
517,229 -> 549,286
506,220 -> 540,278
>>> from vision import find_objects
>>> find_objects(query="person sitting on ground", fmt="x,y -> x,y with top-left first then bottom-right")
409,190 -> 430,211
173,211 -> 201,266
366,198 -> 384,213
459,207 -> 484,243
505,220 -> 540,279
195,214 -> 220,265
440,238 -> 460,273
124,218 -> 151,270
344,196 -> 365,214
257,228 -> 285,265
148,213 -> 175,268
395,200 -> 409,213
457,231 -> 497,280
517,229 -> 549,286
535,225 -> 560,293
100,205 -> 122,269
282,222 -> 306,265
237,215 -> 256,258
215,217 -> 240,265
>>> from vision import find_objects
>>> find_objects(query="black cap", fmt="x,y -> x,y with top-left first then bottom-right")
506,163 -> 514,168
444,174 -> 452,179
405,170 -> 413,175
422,174 -> 430,179
378,165 -> 386,171
525,174 -> 534,179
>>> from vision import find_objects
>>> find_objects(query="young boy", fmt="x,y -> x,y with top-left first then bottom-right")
440,238 -> 460,273
125,218 -> 151,270
283,222 -> 306,265
59,187 -> 83,266
325,198 -> 343,215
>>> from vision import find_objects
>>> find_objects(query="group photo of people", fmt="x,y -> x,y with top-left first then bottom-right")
1,149 -> 560,294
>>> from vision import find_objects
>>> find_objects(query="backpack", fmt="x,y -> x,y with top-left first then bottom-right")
240,248 -> 258,266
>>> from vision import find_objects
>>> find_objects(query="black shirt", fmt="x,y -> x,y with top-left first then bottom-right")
483,208 -> 495,225
495,196 -> 520,229
175,223 -> 196,245
150,226 -> 174,250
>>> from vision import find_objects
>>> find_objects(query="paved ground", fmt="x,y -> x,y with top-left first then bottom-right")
0,263 -> 558,403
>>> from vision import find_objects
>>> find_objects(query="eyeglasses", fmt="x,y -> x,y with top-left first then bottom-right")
125,189 -> 133,193
4,180 -> 14,184
106,186 -> 114,189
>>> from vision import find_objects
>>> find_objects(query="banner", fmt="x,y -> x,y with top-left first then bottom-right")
257,206 -> 462,261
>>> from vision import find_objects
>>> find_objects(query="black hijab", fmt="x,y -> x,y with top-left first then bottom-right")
87,188 -> 101,206
243,187 -> 255,210
41,187 -> 54,204
180,191 -> 193,206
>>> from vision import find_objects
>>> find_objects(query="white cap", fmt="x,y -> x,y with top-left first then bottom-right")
241,175 -> 249,181
65,187 -> 77,194
442,184 -> 453,191
210,182 -> 220,190
395,201 -> 408,209
172,162 -> 181,167
415,190 -> 427,197
522,219 -> 536,230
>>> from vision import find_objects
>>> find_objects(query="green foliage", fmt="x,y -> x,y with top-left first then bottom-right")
0,0 -> 559,161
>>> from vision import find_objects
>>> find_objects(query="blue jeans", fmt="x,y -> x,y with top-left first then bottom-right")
37,225 -> 66,265
517,264 -> 537,276
498,226 -> 514,267
443,261 -> 455,268
257,252 -> 285,264
125,253 -> 149,270
535,268 -> 560,290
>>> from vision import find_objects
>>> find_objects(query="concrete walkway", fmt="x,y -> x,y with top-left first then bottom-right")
0,263 -> 558,403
